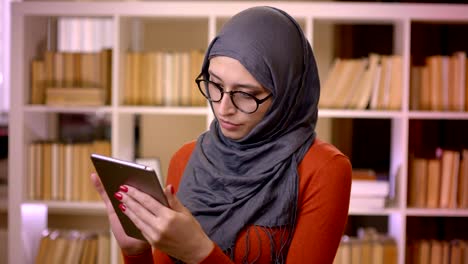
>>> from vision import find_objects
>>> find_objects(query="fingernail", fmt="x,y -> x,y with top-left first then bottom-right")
119,185 -> 128,193
114,192 -> 123,201
170,185 -> 175,195
119,203 -> 126,212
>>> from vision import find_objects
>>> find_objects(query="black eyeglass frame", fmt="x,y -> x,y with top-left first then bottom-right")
195,78 -> 273,114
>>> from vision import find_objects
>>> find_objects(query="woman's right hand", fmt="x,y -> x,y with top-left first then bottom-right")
90,173 -> 151,256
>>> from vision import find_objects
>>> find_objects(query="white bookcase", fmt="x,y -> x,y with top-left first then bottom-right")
9,2 -> 468,264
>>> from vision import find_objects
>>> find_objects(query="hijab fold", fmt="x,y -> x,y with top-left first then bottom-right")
177,6 -> 320,262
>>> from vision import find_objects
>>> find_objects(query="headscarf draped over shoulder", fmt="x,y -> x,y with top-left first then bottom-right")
177,6 -> 320,262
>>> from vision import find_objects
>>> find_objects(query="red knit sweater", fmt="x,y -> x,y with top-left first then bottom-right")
124,138 -> 351,263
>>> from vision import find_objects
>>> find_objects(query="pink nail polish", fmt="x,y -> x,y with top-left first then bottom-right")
119,185 -> 128,193
114,192 -> 123,201
119,203 -> 126,212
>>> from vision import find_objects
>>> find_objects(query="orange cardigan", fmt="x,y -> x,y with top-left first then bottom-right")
124,138 -> 351,263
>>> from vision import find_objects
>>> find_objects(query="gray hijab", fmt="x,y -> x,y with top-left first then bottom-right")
177,6 -> 320,262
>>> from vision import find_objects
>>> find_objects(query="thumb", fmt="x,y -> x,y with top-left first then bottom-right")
164,184 -> 189,214
90,172 -> 107,198
90,173 -> 115,214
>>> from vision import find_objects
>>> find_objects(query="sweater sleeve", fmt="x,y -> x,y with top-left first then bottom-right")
123,247 -> 154,264
286,153 -> 352,263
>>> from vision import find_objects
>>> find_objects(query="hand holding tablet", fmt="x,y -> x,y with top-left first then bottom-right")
90,153 -> 168,241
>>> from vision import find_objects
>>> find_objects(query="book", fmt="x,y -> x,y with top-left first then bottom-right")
420,65 -> 431,110
63,52 -> 75,87
449,240 -> 463,264
439,150 -> 459,208
350,238 -> 362,264
448,52 -> 466,111
35,231 -> 52,264
28,143 -> 37,200
163,52 -> 174,106
349,196 -> 386,210
429,239 -> 442,264
53,52 -> 65,89
57,143 -> 66,200
388,55 -> 402,110
375,55 -> 392,110
100,49 -> 112,105
440,56 -> 449,111
458,149 -> 468,208
354,53 -> 380,110
124,52 -> 135,105
50,143 -> 60,200
408,157 -> 427,208
190,50 -> 206,106
172,52 -> 182,106
331,59 -> 361,109
45,87 -> 105,106
31,60 -> 46,104
367,235 -> 397,264
40,142 -> 52,200
410,66 -> 423,110
352,169 -> 377,180
419,239 -> 431,264
351,179 -> 389,197
319,58 -> 342,109
426,158 -> 441,208
44,51 -> 56,90
96,233 -> 110,264
154,51 -> 164,106
180,51 -> 191,106
64,143 -> 73,201
340,58 -> 368,109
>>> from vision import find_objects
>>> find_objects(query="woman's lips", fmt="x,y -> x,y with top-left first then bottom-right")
219,119 -> 240,131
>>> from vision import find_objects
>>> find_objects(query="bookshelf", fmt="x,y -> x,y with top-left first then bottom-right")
9,2 -> 468,264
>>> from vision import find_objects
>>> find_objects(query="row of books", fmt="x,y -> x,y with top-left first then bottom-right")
407,239 -> 467,264
27,140 -> 111,202
30,49 -> 112,106
320,54 -> 402,110
57,17 -> 113,53
333,227 -> 397,264
123,50 -> 206,107
350,169 -> 390,210
408,149 -> 468,209
35,229 -> 110,264
411,52 -> 468,112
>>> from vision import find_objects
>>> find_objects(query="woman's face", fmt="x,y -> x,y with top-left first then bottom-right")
208,56 -> 272,140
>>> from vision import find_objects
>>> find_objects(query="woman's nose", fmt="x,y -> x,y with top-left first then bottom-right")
217,92 -> 236,115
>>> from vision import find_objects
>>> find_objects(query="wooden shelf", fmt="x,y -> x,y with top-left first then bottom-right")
9,2 -> 468,264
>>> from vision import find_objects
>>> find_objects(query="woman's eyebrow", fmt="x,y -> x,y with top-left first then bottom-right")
208,70 -> 263,91
208,70 -> 222,81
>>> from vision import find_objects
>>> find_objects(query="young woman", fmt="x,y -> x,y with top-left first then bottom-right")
92,6 -> 351,264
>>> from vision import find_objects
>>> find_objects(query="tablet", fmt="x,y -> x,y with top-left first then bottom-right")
90,153 -> 168,241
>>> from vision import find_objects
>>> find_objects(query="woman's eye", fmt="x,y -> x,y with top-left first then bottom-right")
238,92 -> 254,99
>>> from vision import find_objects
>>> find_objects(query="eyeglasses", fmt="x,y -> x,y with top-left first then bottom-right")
196,79 -> 272,114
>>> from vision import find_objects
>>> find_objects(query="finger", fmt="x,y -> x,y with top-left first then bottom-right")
123,185 -> 169,216
165,186 -> 192,216
90,172 -> 105,197
90,173 -> 116,215
164,185 -> 189,214
119,203 -> 160,243
118,186 -> 172,232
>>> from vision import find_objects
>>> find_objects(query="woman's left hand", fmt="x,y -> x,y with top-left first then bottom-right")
116,184 -> 214,264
